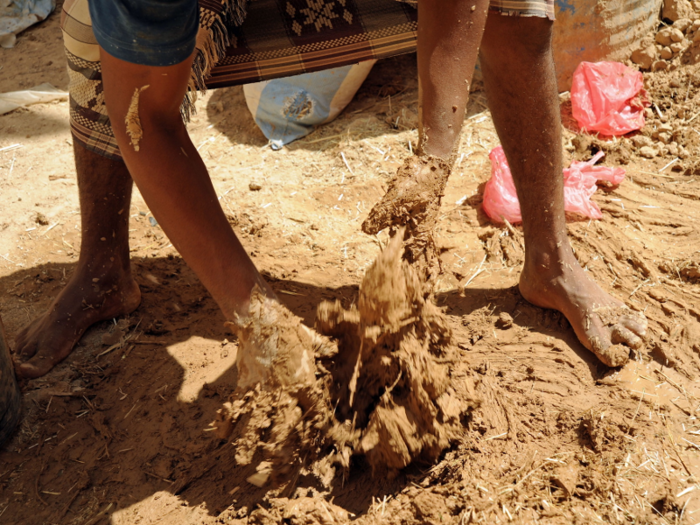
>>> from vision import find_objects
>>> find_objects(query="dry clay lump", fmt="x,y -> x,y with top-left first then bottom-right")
631,45 -> 657,70
664,0 -> 695,21
631,15 -> 700,70
215,232 -> 479,485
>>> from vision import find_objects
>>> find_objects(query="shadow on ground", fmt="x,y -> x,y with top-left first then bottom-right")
0,253 -> 606,523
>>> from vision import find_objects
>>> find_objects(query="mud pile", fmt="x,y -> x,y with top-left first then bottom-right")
579,9 -> 700,174
214,232 -> 478,485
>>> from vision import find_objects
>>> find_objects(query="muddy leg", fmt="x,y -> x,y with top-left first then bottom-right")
13,143 -> 141,378
479,15 -> 646,366
415,0 -> 489,160
362,0 -> 489,279
99,49 -> 317,390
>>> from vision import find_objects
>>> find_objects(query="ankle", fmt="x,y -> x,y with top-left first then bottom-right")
220,278 -> 279,324
523,238 -> 576,278
418,141 -> 456,165
76,251 -> 131,278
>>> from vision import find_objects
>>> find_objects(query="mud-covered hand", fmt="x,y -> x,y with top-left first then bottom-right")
225,286 -> 335,392
361,155 -> 452,236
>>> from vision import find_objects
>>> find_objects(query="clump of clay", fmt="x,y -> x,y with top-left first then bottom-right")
249,495 -> 350,525
361,155 -> 451,284
125,85 -> 150,151
318,231 -> 478,472
214,232 -> 478,485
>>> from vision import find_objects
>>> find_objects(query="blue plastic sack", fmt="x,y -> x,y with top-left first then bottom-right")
0,0 -> 55,48
244,60 -> 375,149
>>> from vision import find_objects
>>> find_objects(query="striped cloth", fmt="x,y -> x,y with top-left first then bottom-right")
60,0 -> 553,160
61,0 -> 418,160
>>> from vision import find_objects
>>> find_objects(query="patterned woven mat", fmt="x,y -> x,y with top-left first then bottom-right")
61,0 -> 417,160
206,0 -> 417,88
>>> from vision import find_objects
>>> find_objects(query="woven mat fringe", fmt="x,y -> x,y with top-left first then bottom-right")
182,0 -> 247,121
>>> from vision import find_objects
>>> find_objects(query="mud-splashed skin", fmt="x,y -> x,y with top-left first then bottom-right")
368,4 -> 648,366
362,155 -> 451,286
125,85 -> 150,152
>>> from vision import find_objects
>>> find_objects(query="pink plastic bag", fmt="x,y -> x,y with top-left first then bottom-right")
482,147 -> 522,223
571,61 -> 650,136
482,146 -> 625,224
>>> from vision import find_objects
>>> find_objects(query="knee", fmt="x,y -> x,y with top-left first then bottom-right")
481,14 -> 553,63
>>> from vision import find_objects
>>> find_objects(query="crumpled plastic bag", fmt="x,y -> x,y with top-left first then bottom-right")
571,61 -> 650,136
482,146 -> 625,224
482,147 -> 521,224
0,82 -> 67,115
0,0 -> 55,48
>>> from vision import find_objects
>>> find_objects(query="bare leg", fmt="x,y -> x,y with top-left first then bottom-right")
99,50 -> 270,322
14,143 -> 141,378
362,0 -> 489,276
98,50 -> 310,389
416,0 -> 489,159
479,15 -> 646,366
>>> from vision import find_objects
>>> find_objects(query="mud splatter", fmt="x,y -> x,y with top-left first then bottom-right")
226,288 -> 319,391
249,496 -> 350,525
361,155 -> 451,284
283,91 -> 314,120
125,85 -> 150,152
214,232 -> 478,484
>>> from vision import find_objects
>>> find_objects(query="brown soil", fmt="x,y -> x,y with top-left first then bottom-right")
215,231 -> 478,491
3,4 -> 700,525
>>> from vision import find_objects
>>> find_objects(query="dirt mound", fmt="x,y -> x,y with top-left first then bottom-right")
214,232 -> 478,485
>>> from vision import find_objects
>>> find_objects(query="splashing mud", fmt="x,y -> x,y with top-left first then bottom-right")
361,155 -> 451,284
214,231 -> 478,485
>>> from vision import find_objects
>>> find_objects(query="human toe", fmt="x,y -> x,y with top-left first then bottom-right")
14,337 -> 38,362
619,311 -> 647,338
590,336 -> 630,367
610,324 -> 644,350
16,355 -> 55,379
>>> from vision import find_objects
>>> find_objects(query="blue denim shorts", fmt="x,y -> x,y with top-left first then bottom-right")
88,0 -> 199,66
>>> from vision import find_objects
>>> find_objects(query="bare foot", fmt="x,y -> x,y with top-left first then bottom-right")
362,155 -> 451,238
519,249 -> 647,367
13,265 -> 141,379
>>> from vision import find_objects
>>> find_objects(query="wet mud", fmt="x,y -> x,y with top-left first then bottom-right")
362,155 -> 451,284
125,85 -> 150,152
215,232 -> 478,484
6,19 -> 700,524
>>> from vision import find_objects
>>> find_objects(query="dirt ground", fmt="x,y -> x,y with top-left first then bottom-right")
3,4 -> 700,525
